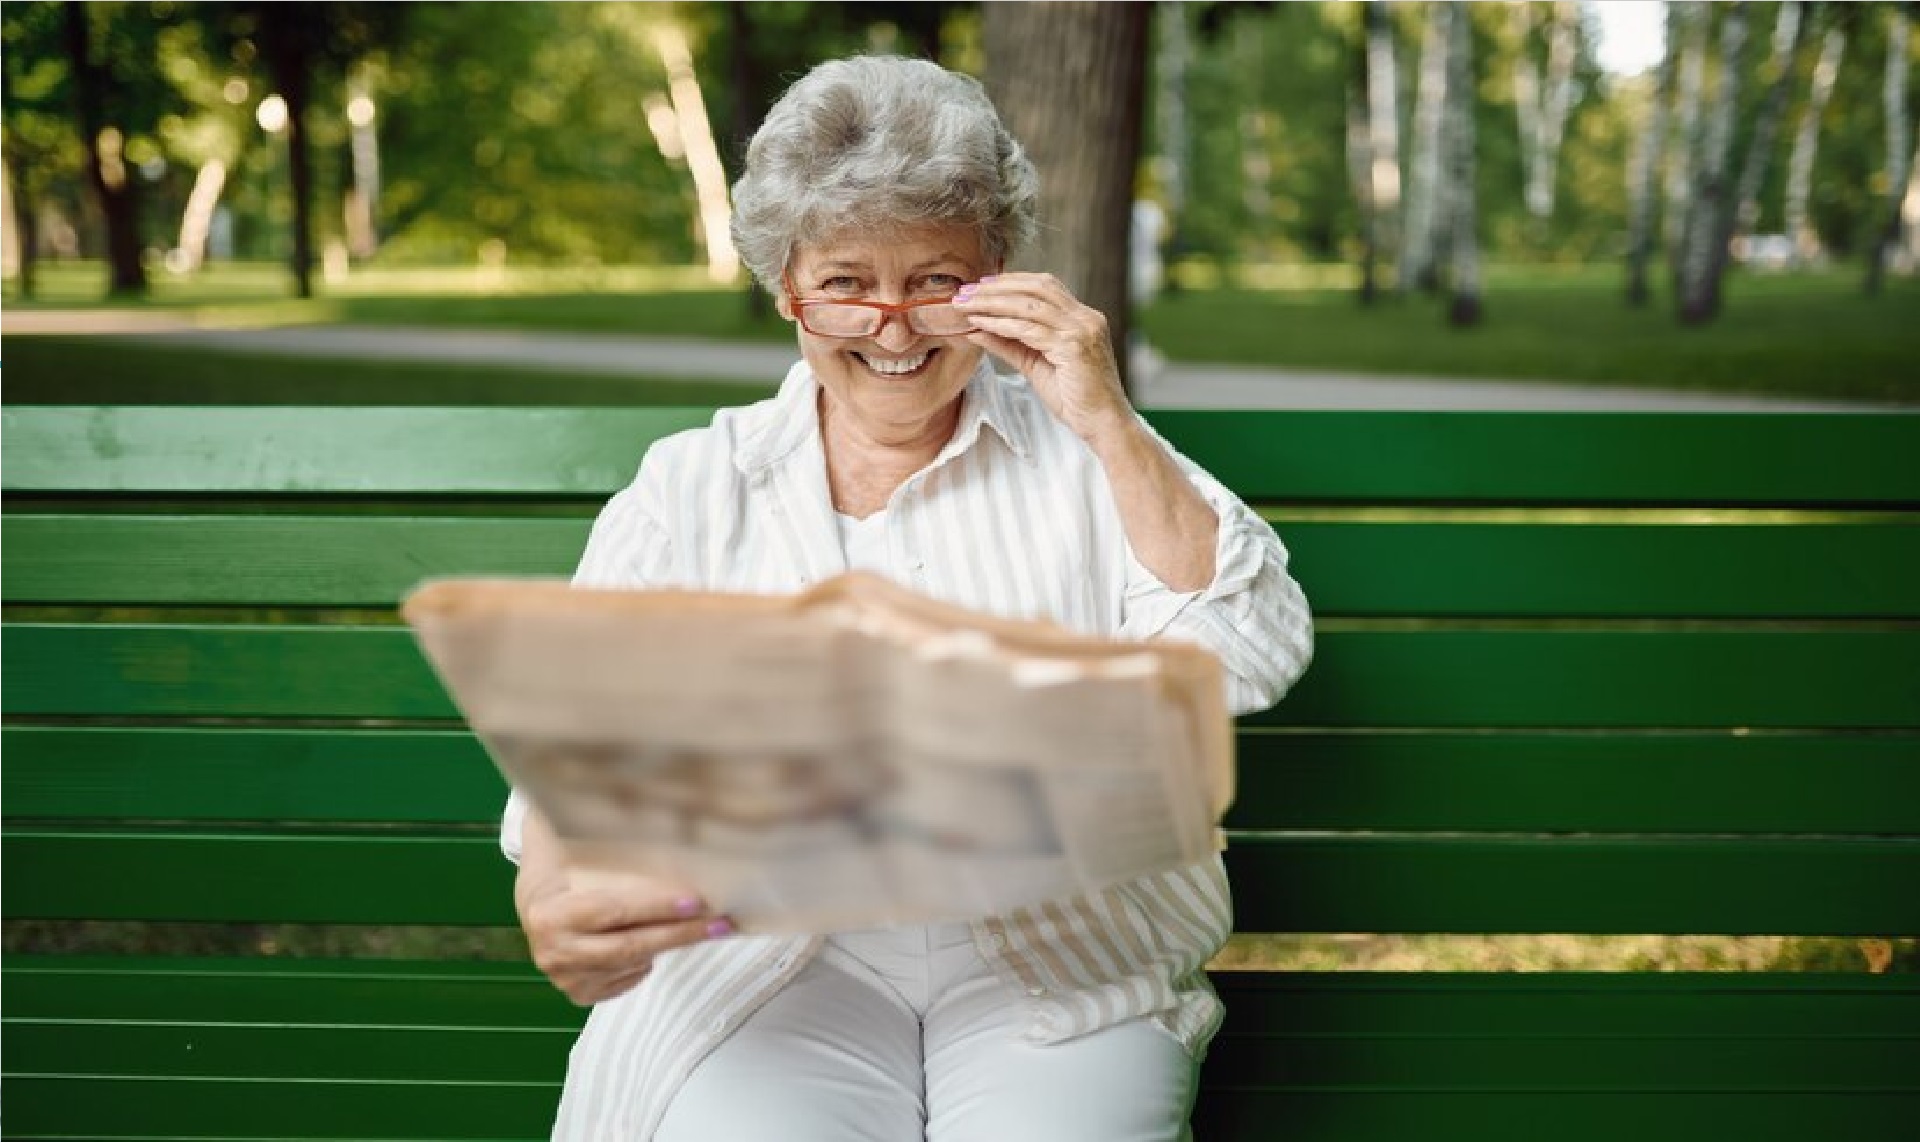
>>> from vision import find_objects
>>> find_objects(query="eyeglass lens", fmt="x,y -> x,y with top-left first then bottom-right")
805,302 -> 972,337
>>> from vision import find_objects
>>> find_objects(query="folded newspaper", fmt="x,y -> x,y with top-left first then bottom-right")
403,573 -> 1233,934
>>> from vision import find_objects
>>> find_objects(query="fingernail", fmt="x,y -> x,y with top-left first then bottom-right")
979,274 -> 999,283
954,284 -> 976,302
705,918 -> 735,939
673,896 -> 703,918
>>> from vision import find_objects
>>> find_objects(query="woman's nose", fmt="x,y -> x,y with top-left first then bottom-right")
871,312 -> 917,352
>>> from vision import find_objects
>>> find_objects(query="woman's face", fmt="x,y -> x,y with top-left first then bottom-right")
779,225 -> 992,446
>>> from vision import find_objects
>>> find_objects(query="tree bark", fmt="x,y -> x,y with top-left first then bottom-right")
1399,0 -> 1448,293
1664,2 -> 1709,264
982,2 -> 1149,395
1360,0 -> 1399,302
3,147 -> 37,298
1626,2 -> 1681,306
60,0 -> 146,296
1676,0 -> 1746,324
1444,0 -> 1481,326
1866,5 -> 1912,296
1730,0 -> 1806,247
1512,0 -> 1579,223
1784,22 -> 1845,268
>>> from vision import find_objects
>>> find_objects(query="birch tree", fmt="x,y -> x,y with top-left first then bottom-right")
1356,0 -> 1399,302
1866,4 -> 1913,296
982,2 -> 1150,393
1511,0 -> 1579,222
1676,1 -> 1747,324
1399,0 -> 1449,293
1626,2 -> 1680,306
1664,2 -> 1709,261
1444,0 -> 1482,326
1724,0 -> 1807,271
1784,18 -> 1847,267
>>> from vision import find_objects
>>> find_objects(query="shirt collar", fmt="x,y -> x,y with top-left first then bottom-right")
734,354 -> 1034,479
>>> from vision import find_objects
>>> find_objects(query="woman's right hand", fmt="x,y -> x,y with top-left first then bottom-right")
514,809 -> 732,1006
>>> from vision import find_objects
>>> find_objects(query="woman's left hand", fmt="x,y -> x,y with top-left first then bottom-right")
955,272 -> 1134,447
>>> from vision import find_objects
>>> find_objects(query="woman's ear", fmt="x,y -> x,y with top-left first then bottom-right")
774,292 -> 794,321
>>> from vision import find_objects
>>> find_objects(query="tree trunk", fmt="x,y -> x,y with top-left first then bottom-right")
982,2 -> 1149,396
1730,0 -> 1805,247
1866,6 -> 1912,296
1664,1 -> 1709,264
1676,1 -> 1747,324
1362,0 -> 1399,301
60,0 -> 146,297
1444,0 -> 1481,326
1784,22 -> 1845,268
1350,28 -> 1378,303
1512,1 -> 1578,223
281,61 -> 315,299
3,145 -> 38,299
1626,2 -> 1681,306
1400,0 -> 1448,293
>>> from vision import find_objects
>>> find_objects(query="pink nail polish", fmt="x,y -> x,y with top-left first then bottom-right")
673,896 -> 703,918
706,918 -> 735,939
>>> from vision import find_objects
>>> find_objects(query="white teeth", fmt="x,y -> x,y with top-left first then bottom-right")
858,352 -> 930,375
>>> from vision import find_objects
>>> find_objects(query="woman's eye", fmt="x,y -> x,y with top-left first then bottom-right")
920,274 -> 964,294
821,276 -> 863,294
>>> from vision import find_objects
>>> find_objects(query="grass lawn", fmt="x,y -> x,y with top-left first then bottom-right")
7,260 -> 1917,405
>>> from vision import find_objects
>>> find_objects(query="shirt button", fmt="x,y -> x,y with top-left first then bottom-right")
987,933 -> 1007,951
1026,986 -> 1047,998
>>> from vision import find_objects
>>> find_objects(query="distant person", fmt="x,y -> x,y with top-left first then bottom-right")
501,54 -> 1313,1141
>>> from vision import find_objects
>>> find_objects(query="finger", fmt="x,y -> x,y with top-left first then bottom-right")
542,915 -> 729,981
963,329 -> 1044,372
562,886 -> 708,935
963,312 -> 1075,353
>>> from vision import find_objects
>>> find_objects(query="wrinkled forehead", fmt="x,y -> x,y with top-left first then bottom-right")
785,222 -> 989,279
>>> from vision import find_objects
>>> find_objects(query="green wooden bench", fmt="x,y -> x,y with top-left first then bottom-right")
4,404 -> 1917,1140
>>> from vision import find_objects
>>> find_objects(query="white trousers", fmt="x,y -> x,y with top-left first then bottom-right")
653,921 -> 1197,1142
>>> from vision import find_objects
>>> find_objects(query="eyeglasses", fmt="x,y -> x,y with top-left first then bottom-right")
781,270 -> 974,338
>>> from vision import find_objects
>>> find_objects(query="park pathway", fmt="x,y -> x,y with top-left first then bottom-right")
6,311 -> 1902,412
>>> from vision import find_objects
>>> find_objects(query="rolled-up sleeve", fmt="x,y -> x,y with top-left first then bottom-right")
1114,434 -> 1313,719
499,465 -> 675,865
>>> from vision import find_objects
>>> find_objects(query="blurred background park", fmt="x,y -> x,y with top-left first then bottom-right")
3,0 -> 1917,409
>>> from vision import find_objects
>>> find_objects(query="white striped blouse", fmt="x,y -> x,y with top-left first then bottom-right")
501,356 -> 1314,1139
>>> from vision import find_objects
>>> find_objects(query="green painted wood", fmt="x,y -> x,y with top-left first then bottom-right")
1,831 -> 519,925
1223,834 -> 1920,936
10,726 -> 1918,836
1,957 -> 570,1027
1145,410 -> 1920,506
1187,1091 -> 1920,1142
1227,731 -> 1920,835
2,727 -> 505,824
10,624 -> 1918,728
7,830 -> 1916,934
10,407 -> 1919,505
9,1016 -> 1911,1087
10,513 -> 1919,619
1,514 -> 589,605
0,406 -> 711,495
0,1076 -> 561,1139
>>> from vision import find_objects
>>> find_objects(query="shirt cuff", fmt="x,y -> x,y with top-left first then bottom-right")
500,786 -> 529,866
1120,484 -> 1270,642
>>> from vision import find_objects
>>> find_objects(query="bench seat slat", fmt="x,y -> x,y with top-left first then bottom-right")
8,830 -> 1916,934
11,407 -> 1917,505
9,513 -> 1919,619
8,1020 -> 1912,1087
9,625 -> 1919,728
11,726 -> 1917,835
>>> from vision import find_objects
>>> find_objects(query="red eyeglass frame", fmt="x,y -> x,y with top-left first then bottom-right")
780,268 -> 972,338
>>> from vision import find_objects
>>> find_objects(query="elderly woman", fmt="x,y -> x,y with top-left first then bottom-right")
502,55 -> 1312,1141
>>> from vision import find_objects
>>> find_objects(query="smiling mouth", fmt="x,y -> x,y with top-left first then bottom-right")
854,349 -> 935,377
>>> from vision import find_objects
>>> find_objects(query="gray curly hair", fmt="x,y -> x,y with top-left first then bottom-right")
729,55 -> 1039,292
